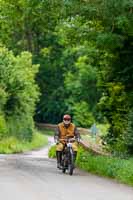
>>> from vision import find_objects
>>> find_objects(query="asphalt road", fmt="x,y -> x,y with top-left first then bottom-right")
0,139 -> 133,200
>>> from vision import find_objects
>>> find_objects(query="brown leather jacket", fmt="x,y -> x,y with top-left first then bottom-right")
55,122 -> 80,140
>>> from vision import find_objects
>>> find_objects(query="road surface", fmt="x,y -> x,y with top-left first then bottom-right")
0,137 -> 133,200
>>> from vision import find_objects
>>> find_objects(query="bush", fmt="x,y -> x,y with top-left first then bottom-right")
98,83 -> 129,155
0,114 -> 7,138
7,115 -> 34,141
0,131 -> 48,154
0,46 -> 39,140
96,123 -> 110,136
125,109 -> 133,154
73,101 -> 95,128
48,145 -> 56,158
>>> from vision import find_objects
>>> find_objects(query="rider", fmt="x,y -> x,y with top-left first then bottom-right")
54,114 -> 80,169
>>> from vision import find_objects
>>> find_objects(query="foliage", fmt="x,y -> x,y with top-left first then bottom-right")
0,131 -> 48,154
76,147 -> 133,186
0,46 -> 39,140
93,0 -> 133,153
0,0 -> 133,154
98,83 -> 129,153
7,115 -> 34,141
37,128 -> 54,136
124,109 -> 133,154
96,123 -> 110,136
48,145 -> 56,158
72,101 -> 95,128
0,114 -> 7,138
0,0 -> 101,124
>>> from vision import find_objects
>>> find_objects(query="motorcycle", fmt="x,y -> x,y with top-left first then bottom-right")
59,137 -> 76,176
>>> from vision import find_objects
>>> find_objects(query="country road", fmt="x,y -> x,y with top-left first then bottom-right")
0,137 -> 133,200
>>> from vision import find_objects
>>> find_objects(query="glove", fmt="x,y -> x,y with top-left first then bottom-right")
76,137 -> 80,143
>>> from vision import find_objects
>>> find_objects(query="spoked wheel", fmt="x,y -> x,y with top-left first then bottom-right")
68,164 -> 74,175
61,155 -> 66,173
68,152 -> 74,175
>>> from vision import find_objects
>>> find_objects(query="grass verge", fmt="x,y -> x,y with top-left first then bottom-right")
0,130 -> 48,154
48,145 -> 133,187
48,145 -> 56,158
76,147 -> 133,186
36,128 -> 54,136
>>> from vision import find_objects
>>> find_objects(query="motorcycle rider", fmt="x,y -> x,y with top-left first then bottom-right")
54,114 -> 80,169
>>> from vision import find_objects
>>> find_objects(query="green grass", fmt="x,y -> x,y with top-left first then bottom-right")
76,147 -> 133,186
0,130 -> 48,154
37,128 -> 54,136
48,145 -> 133,187
48,145 -> 56,158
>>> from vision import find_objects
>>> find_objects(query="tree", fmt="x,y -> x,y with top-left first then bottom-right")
0,46 -> 39,140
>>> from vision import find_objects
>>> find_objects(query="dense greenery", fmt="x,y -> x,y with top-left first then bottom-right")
0,46 -> 39,141
0,0 -> 133,154
37,128 -> 55,136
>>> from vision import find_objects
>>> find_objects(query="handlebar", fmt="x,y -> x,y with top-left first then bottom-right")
59,138 -> 76,142
54,136 -> 80,143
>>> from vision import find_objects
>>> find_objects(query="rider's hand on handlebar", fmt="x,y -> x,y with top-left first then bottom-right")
76,137 -> 80,143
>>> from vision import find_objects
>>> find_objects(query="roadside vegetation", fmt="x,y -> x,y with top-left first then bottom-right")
48,145 -> 133,186
37,128 -> 55,136
76,147 -> 133,187
0,0 -> 133,185
48,145 -> 56,158
0,130 -> 48,154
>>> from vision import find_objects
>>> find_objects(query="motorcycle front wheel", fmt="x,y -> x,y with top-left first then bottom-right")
68,164 -> 73,175
62,156 -> 66,173
68,152 -> 74,175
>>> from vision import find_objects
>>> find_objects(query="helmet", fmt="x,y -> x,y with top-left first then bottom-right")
63,114 -> 71,125
63,114 -> 71,121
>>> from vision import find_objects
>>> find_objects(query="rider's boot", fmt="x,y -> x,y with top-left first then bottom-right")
73,151 -> 77,168
56,151 -> 62,169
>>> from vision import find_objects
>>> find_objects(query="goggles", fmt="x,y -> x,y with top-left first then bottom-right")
63,118 -> 71,121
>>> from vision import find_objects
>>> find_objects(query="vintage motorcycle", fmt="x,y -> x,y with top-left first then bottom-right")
59,137 -> 76,176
